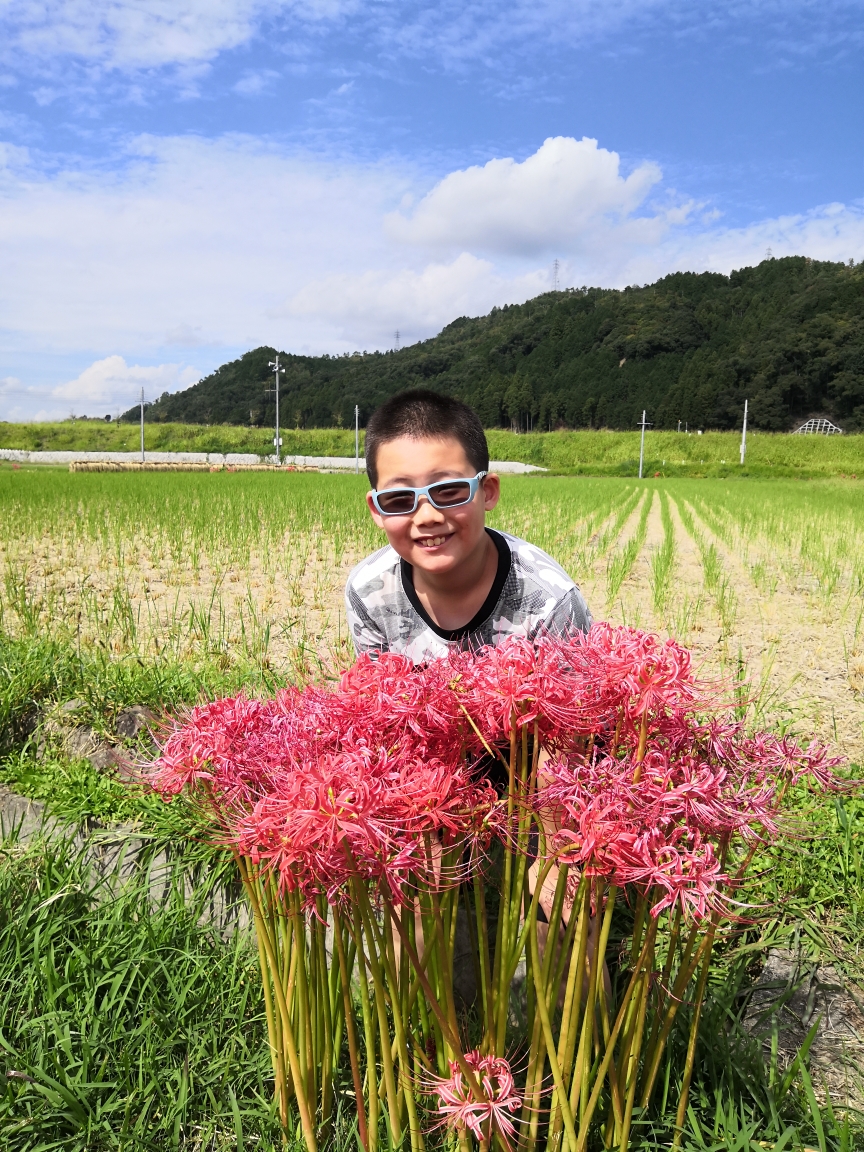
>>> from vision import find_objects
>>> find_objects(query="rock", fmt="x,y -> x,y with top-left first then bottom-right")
744,948 -> 864,1107
58,699 -> 86,715
0,784 -> 49,840
115,705 -> 157,742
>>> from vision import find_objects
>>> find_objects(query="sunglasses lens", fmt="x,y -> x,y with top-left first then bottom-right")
429,480 -> 472,508
377,489 -> 417,514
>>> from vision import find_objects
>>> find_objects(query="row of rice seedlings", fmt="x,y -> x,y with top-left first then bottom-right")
693,482 -> 864,606
490,477 -> 632,577
585,484 -> 643,567
605,489 -> 652,605
649,488 -> 676,616
674,498 -> 738,637
0,471 -> 380,582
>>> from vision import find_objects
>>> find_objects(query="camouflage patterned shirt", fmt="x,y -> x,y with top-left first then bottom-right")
344,528 -> 592,663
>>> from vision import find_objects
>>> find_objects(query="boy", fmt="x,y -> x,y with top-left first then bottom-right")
345,389 -> 592,662
346,390 -> 597,981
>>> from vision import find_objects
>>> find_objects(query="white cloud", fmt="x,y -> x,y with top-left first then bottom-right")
0,133 -> 410,354
0,0 -> 358,72
1,132 -> 863,418
386,137 -> 663,257
51,355 -> 200,407
233,68 -> 281,96
286,253 -> 549,338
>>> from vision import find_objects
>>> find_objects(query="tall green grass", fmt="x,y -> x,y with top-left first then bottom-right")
0,831 -> 290,1150
3,423 -> 864,477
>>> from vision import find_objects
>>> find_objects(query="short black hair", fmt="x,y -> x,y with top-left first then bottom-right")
365,389 -> 489,488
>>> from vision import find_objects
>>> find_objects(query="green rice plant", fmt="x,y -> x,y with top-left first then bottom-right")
606,490 -> 652,605
673,500 -> 738,637
489,477 -> 633,579
649,491 -> 676,616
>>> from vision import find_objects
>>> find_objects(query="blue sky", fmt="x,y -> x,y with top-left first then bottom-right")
1,0 -> 862,419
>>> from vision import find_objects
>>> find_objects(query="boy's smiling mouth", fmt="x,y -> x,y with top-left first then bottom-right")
416,534 -> 450,548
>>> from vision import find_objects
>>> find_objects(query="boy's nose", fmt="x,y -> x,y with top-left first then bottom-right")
413,496 -> 445,525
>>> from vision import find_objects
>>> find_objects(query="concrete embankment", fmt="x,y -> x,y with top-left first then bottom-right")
0,448 -> 546,473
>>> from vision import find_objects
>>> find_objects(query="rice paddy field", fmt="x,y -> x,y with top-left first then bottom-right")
1,467 -> 863,1150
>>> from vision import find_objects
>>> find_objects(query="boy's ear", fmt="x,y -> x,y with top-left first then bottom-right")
482,473 -> 501,511
366,490 -> 386,529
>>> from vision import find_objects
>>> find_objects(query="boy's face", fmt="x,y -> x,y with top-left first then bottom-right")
367,436 -> 500,575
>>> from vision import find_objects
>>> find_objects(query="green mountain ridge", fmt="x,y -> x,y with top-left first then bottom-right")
125,256 -> 864,432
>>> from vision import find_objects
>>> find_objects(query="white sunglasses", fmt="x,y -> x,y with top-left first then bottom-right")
371,471 -> 488,516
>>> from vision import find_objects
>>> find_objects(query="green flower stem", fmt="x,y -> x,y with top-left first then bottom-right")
385,893 -> 484,1102
494,727 -> 519,1053
572,881 -> 604,1125
289,895 -> 314,1106
617,929 -> 654,1152
333,907 -> 369,1152
470,861 -> 494,1053
351,885 -> 403,1147
639,906 -> 681,1080
521,859 -> 571,1152
543,878 -> 590,1152
574,917 -> 659,1152
381,905 -> 425,1152
314,907 -> 335,1140
236,857 -> 317,1152
527,869 -> 580,1152
351,902 -> 379,1152
637,923 -> 708,1109
672,915 -> 718,1149
252,881 -> 289,1128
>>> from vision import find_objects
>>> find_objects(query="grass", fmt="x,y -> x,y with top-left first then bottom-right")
3,423 -> 864,478
1,468 -> 863,1147
0,831 -> 288,1150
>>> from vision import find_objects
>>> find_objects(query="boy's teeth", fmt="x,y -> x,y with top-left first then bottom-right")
421,536 -> 446,547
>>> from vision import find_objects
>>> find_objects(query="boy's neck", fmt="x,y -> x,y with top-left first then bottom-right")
409,528 -> 500,632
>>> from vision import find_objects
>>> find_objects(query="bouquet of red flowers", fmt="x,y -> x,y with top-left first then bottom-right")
149,625 -> 844,1152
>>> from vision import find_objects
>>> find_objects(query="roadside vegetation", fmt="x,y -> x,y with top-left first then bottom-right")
2,422 -> 863,479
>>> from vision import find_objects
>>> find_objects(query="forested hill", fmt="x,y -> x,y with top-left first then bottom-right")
127,257 -> 864,432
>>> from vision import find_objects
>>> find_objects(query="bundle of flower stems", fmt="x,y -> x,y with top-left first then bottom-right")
149,625 -> 844,1152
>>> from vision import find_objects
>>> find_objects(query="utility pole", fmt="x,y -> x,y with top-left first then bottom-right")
637,410 -> 652,479
355,405 -> 359,474
138,387 -> 152,463
740,398 -> 748,465
266,356 -> 286,466
552,258 -> 560,292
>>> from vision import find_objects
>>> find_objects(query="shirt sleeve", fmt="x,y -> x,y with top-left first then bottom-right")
345,583 -> 389,657
532,585 -> 593,641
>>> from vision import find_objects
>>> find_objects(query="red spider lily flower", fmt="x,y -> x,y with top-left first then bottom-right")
429,1051 -> 522,1148
146,629 -> 848,917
